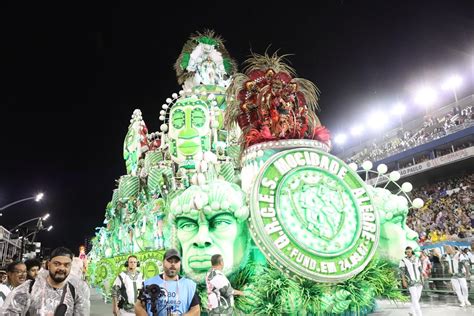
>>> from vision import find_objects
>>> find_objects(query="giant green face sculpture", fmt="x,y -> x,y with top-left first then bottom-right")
168,97 -> 211,164
369,187 -> 420,263
169,180 -> 250,283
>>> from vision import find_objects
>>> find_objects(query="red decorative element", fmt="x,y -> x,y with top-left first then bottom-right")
235,67 -> 330,148
312,126 -> 331,143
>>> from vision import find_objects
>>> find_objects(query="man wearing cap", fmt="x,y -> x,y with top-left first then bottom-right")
1,247 -> 90,315
135,248 -> 200,316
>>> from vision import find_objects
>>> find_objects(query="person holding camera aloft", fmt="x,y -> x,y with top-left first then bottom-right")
112,255 -> 144,315
135,249 -> 200,316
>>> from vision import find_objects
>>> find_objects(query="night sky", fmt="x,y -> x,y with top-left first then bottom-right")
1,1 -> 473,253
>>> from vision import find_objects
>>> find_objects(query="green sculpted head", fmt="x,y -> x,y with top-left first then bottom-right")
369,186 -> 420,263
169,180 -> 250,282
168,96 -> 211,164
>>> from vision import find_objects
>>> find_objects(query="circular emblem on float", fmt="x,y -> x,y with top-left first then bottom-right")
249,148 -> 379,282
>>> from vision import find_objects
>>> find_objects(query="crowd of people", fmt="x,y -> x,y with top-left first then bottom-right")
407,173 -> 473,244
0,247 -> 90,315
347,104 -> 474,164
1,247 -> 241,316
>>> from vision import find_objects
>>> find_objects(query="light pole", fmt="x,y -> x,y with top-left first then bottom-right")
0,193 -> 44,216
391,102 -> 406,130
11,214 -> 51,260
442,75 -> 462,103
10,213 -> 50,233
414,86 -> 437,116
350,125 -> 364,145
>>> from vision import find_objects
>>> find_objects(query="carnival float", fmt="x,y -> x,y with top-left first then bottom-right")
87,31 -> 424,315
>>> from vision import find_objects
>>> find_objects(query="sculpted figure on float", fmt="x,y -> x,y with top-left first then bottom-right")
168,179 -> 250,283
168,97 -> 211,165
369,186 -> 421,263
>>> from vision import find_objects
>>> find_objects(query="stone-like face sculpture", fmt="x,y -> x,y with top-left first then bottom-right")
168,97 -> 211,164
369,186 -> 420,263
169,180 -> 250,282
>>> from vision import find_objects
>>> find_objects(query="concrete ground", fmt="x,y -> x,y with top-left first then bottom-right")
90,287 -> 473,315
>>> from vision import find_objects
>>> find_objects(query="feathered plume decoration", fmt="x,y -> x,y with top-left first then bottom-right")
225,51 -> 330,150
174,30 -> 238,87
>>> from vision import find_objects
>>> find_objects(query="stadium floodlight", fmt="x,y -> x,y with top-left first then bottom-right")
334,133 -> 347,145
391,102 -> 406,115
367,111 -> 387,130
414,86 -> 437,109
391,102 -> 406,128
350,125 -> 364,136
442,75 -> 462,102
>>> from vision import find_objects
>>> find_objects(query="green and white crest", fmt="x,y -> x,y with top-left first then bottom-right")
249,148 -> 380,282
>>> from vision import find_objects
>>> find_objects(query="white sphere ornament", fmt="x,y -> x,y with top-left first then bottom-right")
348,162 -> 358,171
179,90 -> 184,96
362,161 -> 373,171
162,104 -> 169,110
377,164 -> 388,174
160,110 -> 166,115
412,198 -> 424,209
192,195 -> 204,210
172,93 -> 178,99
389,171 -> 400,182
160,124 -> 168,132
166,98 -> 172,104
159,116 -> 165,121
401,182 -> 413,193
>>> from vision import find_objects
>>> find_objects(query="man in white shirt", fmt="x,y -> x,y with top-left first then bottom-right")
112,255 -> 144,315
448,247 -> 471,307
399,246 -> 423,316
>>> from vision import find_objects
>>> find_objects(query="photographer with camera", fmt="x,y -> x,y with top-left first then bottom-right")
135,249 -> 200,316
112,255 -> 144,315
1,247 -> 90,315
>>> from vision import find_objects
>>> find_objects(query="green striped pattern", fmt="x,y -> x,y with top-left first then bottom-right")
219,162 -> 235,182
148,166 -> 165,195
118,175 -> 140,201
144,150 -> 163,170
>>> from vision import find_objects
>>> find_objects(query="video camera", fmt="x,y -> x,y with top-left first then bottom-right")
138,284 -> 168,316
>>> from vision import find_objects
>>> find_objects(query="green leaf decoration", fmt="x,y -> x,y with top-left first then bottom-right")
196,36 -> 218,46
333,299 -> 352,314
180,52 -> 190,70
223,58 -> 233,74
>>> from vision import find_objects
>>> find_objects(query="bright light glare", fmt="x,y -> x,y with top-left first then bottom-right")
442,75 -> 462,90
414,86 -> 437,106
35,193 -> 44,202
391,102 -> 406,115
350,125 -> 364,136
334,133 -> 347,145
367,111 -> 388,130
47,225 -> 53,231
42,213 -> 50,220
